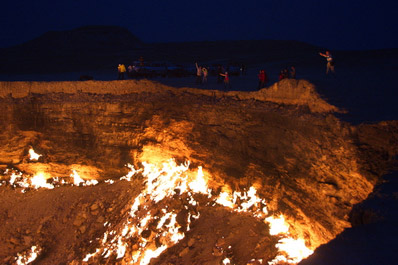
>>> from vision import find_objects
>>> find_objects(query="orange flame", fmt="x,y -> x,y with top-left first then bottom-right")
266,215 -> 289,235
3,152 -> 315,264
28,148 -> 42,161
15,245 -> 41,265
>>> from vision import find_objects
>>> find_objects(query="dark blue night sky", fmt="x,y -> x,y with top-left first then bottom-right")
1,0 -> 397,50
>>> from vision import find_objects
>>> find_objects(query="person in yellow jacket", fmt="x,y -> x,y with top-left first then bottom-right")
117,64 -> 126,80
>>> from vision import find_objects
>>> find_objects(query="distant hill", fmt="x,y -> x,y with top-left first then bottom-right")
0,25 -> 144,73
145,39 -> 322,64
1,25 -> 395,75
16,25 -> 143,53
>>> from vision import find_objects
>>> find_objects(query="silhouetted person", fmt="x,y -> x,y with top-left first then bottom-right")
240,64 -> 247,75
139,56 -> 144,66
220,71 -> 230,89
283,68 -> 289,79
258,70 -> 267,89
195,62 -> 202,84
217,65 -> 223,83
278,70 -> 284,81
202,66 -> 208,84
132,65 -> 139,78
290,66 -> 296,79
128,65 -> 133,78
319,51 -> 335,75
118,64 -> 126,80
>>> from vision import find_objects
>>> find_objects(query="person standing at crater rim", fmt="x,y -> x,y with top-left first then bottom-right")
290,66 -> 296,79
319,50 -> 335,75
195,62 -> 203,84
117,64 -> 126,80
219,71 -> 230,89
202,66 -> 208,85
257,70 -> 267,89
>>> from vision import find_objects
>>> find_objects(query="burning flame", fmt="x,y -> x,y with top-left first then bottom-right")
1,168 -> 99,192
275,238 -> 314,263
188,166 -> 209,194
265,215 -> 289,235
28,148 -> 42,161
1,149 -> 100,192
31,173 -> 54,189
223,257 -> 231,264
80,158 -> 313,264
71,170 -> 98,186
266,215 -> 314,264
15,245 -> 41,265
2,150 -> 314,264
81,159 -> 209,265
216,191 -> 235,208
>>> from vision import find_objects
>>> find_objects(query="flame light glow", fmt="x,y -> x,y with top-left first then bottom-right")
2,149 -> 314,264
266,215 -> 290,236
1,169 -> 100,192
31,173 -> 54,189
82,159 -> 208,265
28,148 -> 42,161
15,245 -> 41,265
80,158 -> 313,264
0,148 -> 100,192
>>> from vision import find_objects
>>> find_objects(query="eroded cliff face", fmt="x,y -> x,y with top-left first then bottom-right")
0,79 -> 396,264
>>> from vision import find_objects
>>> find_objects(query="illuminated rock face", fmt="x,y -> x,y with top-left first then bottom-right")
299,172 -> 398,265
0,80 -> 397,264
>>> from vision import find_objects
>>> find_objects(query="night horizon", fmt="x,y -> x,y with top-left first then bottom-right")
1,0 -> 397,50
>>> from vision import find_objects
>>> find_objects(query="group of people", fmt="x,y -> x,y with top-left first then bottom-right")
196,63 -> 231,89
119,63 -> 146,79
257,65 -> 296,90
278,66 -> 296,81
118,56 -> 148,80
195,62 -> 209,84
127,64 -> 140,77
117,50 -> 335,89
195,63 -> 293,90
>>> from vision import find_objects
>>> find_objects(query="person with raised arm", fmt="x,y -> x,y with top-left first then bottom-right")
319,51 -> 335,75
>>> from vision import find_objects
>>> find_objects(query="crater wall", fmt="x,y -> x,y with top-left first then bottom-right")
0,79 -> 396,256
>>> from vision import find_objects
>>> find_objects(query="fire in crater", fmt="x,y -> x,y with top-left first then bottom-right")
2,150 -> 313,264
0,77 -> 396,265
